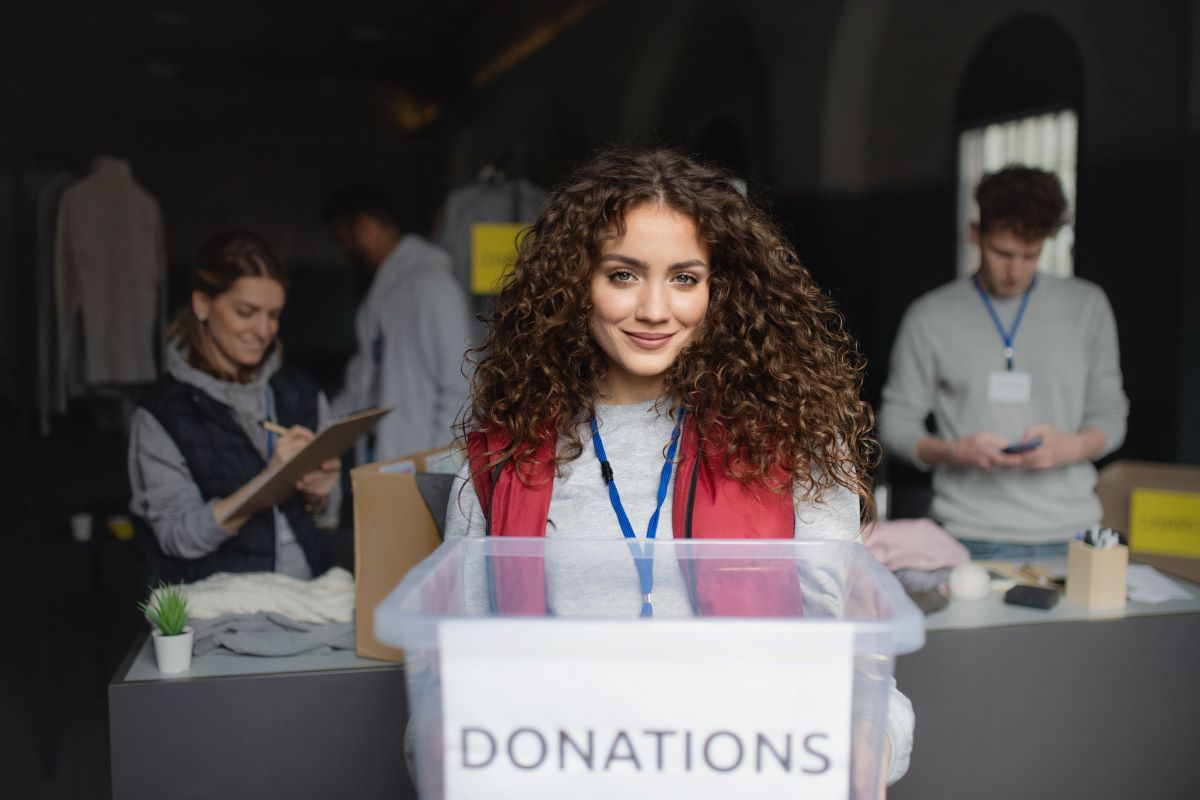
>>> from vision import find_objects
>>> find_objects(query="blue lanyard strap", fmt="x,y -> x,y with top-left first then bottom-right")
972,274 -> 1036,370
590,408 -> 684,618
265,388 -> 277,459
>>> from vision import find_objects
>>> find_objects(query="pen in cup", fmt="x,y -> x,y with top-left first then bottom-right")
1076,526 -> 1119,549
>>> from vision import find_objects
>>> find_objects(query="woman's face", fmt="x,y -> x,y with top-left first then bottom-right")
192,276 -> 285,374
589,202 -> 710,403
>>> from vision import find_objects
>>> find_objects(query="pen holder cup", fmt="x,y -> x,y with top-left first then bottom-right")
1066,540 -> 1128,610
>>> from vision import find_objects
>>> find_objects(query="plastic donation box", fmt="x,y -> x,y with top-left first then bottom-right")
375,537 -> 925,800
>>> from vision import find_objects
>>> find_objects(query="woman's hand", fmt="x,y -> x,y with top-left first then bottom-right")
879,734 -> 891,798
297,457 -> 341,514
269,426 -> 339,514
213,426 -> 339,531
212,505 -> 251,535
269,425 -> 315,468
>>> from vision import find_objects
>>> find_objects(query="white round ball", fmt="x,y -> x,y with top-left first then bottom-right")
949,563 -> 991,601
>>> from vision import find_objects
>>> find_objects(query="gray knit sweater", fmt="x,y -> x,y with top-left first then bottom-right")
879,274 -> 1128,543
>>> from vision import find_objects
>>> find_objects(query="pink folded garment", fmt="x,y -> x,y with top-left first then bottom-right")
863,518 -> 970,572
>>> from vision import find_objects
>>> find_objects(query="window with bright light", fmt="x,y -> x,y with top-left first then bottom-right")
957,109 -> 1077,277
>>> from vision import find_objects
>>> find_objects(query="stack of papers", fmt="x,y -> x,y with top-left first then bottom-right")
1126,565 -> 1195,604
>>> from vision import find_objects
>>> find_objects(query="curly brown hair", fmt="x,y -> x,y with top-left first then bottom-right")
461,147 -> 877,518
976,165 -> 1070,240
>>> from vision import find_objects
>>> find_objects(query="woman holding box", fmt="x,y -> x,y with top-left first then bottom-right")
443,148 -> 913,786
128,231 -> 341,586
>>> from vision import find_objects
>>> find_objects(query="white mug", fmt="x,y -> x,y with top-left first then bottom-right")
70,512 -> 92,543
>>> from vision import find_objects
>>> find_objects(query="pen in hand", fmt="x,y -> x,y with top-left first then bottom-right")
260,420 -> 290,436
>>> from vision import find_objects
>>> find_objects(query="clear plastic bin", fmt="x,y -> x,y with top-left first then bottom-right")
376,537 -> 924,799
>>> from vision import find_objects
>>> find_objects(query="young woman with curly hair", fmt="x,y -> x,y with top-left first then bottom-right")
443,147 -> 912,786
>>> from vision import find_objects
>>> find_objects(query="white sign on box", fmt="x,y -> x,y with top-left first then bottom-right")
439,619 -> 854,799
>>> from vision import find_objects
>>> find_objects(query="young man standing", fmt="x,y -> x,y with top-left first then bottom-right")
324,184 -> 470,462
879,166 -> 1129,560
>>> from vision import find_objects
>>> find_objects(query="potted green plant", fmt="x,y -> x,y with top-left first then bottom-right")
138,583 -> 193,674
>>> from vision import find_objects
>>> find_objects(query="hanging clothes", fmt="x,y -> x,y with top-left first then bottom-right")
25,169 -> 76,432
437,174 -> 546,329
0,172 -> 17,403
54,156 -> 166,387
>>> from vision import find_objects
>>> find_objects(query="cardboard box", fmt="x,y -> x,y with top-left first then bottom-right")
1097,460 -> 1200,584
352,444 -> 458,662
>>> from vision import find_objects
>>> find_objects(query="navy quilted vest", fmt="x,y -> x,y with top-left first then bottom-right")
134,365 -> 331,587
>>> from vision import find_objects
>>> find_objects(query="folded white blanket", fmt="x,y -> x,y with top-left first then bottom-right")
178,567 -> 355,624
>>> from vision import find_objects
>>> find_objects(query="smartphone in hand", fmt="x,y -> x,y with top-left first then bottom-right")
1001,435 -> 1043,454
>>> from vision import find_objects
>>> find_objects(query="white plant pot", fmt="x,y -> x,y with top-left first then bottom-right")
152,626 -> 194,674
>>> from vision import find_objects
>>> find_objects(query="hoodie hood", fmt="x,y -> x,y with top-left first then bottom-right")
166,340 -> 282,457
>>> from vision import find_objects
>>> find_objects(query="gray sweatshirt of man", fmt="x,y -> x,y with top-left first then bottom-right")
128,343 -> 341,579
879,274 -> 1128,543
332,234 -> 471,462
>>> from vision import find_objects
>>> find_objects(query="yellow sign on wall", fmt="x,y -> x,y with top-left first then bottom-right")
1130,488 -> 1200,558
471,223 -> 524,295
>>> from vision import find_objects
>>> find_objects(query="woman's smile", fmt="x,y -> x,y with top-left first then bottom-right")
623,330 -> 675,349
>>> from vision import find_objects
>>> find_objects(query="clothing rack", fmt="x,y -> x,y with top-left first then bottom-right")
10,163 -> 59,779
9,158 -> 152,780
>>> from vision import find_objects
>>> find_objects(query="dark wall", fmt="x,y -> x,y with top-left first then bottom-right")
443,0 -> 1197,463
3,0 -> 1194,461
806,183 -> 958,410
1180,1 -> 1200,464
1079,150 -> 1187,461
4,66 -> 457,394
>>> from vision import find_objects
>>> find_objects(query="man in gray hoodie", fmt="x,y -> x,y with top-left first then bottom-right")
323,184 -> 471,463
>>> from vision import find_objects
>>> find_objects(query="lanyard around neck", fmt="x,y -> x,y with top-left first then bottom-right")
265,388 -> 278,459
590,408 -> 684,618
972,274 -> 1036,370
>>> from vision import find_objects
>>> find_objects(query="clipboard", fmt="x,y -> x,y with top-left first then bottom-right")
221,406 -> 391,520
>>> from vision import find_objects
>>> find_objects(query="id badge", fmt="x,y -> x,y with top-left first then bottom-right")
988,370 -> 1032,403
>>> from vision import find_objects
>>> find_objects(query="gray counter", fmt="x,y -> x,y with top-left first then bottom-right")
892,569 -> 1200,800
109,637 -> 414,800
109,566 -> 1200,800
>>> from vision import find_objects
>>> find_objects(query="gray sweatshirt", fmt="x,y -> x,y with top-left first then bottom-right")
444,399 -> 913,783
128,343 -> 342,579
879,274 -> 1128,543
332,234 -> 471,462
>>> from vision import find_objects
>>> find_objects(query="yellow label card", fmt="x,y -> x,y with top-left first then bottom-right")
1130,488 -> 1200,558
470,223 -> 524,295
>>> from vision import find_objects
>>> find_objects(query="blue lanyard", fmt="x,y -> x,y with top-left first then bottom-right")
265,389 -> 277,459
590,409 -> 683,618
972,275 -> 1036,370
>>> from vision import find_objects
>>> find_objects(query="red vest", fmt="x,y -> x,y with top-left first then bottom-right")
465,420 -> 802,616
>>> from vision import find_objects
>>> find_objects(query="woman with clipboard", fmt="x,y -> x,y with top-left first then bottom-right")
444,149 -> 913,788
128,231 -> 342,587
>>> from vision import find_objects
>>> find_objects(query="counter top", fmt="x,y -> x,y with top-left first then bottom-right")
118,632 -> 397,683
924,558 -> 1200,632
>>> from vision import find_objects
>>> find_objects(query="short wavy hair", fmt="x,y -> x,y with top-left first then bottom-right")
976,165 -> 1069,240
461,147 -> 877,517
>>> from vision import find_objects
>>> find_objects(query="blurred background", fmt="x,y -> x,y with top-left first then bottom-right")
1,1 -> 1197,796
